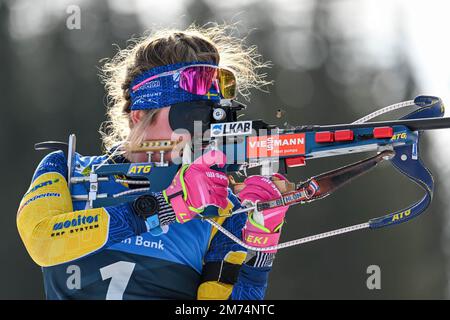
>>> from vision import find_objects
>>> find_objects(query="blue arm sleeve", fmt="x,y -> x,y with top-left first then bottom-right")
203,190 -> 273,300
231,265 -> 271,300
18,151 -> 148,266
33,151 -> 148,240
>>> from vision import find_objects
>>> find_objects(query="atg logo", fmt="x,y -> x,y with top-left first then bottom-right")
127,164 -> 152,175
210,121 -> 252,137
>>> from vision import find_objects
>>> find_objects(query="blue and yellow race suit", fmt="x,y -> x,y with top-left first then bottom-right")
17,150 -> 271,299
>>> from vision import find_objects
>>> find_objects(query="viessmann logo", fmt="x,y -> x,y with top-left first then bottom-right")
247,133 -> 306,158
248,136 -> 305,150
210,121 -> 252,137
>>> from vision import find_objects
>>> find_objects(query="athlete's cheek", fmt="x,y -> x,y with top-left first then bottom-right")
144,107 -> 173,140
136,107 -> 194,163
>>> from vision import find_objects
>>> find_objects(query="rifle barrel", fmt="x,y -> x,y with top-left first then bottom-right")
290,117 -> 450,133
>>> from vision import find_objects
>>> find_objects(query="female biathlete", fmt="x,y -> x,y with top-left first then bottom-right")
16,24 -> 291,300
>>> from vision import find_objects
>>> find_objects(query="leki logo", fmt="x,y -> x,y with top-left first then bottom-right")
245,235 -> 269,245
247,133 -> 306,159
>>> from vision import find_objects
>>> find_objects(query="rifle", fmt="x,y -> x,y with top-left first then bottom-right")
35,95 -> 450,251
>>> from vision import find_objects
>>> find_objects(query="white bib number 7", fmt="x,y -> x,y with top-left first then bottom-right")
100,261 -> 136,300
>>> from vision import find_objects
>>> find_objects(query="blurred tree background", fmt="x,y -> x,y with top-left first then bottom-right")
1,0 -> 449,299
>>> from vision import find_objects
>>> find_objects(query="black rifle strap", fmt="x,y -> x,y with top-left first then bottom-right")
200,261 -> 242,285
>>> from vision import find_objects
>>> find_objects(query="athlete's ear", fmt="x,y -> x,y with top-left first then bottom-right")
130,110 -> 145,125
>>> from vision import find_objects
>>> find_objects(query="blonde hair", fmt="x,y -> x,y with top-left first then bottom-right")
99,22 -> 272,153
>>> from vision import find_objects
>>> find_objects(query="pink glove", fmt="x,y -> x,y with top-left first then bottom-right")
237,173 -> 289,253
163,150 -> 229,223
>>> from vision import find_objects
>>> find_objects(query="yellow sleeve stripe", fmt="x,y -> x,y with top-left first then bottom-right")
199,199 -> 247,300
17,172 -> 110,267
206,199 -> 235,250
197,282 -> 233,300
